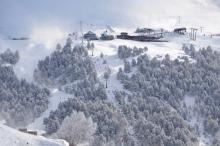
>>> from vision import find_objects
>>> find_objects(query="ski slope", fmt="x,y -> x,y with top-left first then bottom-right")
183,96 -> 212,146
0,121 -> 68,146
89,32 -> 220,146
89,31 -> 220,101
90,38 -> 184,101
28,88 -> 74,133
1,27 -> 220,146
1,0 -> 220,145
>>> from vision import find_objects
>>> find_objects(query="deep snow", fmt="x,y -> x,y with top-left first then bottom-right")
0,121 -> 68,146
184,96 -> 212,146
28,88 -> 74,133
1,27 -> 220,146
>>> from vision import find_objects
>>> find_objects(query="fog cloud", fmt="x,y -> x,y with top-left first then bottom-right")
0,0 -> 220,35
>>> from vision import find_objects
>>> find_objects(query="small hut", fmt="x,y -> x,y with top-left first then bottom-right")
83,31 -> 98,40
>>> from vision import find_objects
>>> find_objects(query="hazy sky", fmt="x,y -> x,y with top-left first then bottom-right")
1,0 -> 220,35
0,0 -> 133,34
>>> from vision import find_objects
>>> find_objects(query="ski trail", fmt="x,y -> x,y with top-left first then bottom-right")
28,88 -> 73,133
184,96 -> 211,146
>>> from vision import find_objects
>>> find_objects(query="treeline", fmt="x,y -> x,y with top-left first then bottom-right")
43,41 -> 200,146
34,39 -> 107,100
114,92 -> 198,146
40,39 -> 220,145
34,41 -> 93,85
44,98 -> 124,145
44,92 -> 198,146
118,45 -> 148,59
0,49 -> 19,65
117,45 -> 220,145
0,49 -> 49,126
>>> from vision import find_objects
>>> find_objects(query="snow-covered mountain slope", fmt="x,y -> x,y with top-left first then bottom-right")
1,28 -> 220,145
0,28 -> 67,81
1,29 -> 220,116
1,1 -> 220,145
88,33 -> 220,146
89,38 -> 184,102
183,96 -> 212,146
28,89 -> 74,133
0,122 -> 68,146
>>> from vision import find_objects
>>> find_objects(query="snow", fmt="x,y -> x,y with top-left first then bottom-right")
28,88 -> 74,133
0,27 -> 67,81
0,27 -> 219,84
184,96 -> 195,108
1,1 -> 220,145
1,26 -> 220,145
183,96 -> 212,146
189,116 -> 212,146
0,33 -> 75,133
93,55 -> 124,102
167,32 -> 220,51
0,121 -> 68,146
1,28 -> 220,117
93,38 -> 184,59
88,34 -> 188,101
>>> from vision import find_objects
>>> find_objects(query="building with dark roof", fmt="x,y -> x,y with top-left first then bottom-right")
83,31 -> 98,40
174,28 -> 187,35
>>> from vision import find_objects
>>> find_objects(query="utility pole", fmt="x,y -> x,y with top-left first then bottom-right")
80,21 -> 84,44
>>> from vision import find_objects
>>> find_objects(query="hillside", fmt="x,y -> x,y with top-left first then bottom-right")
1,28 -> 220,145
0,121 -> 68,146
1,0 -> 220,146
